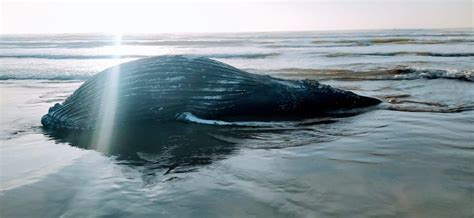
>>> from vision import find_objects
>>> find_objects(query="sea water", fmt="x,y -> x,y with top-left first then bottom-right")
1,29 -> 473,217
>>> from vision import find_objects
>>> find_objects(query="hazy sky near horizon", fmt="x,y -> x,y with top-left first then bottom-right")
1,0 -> 472,34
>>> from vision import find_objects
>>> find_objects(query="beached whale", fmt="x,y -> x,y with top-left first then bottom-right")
41,55 -> 380,130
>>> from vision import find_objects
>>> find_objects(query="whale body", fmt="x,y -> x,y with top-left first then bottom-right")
41,55 -> 380,130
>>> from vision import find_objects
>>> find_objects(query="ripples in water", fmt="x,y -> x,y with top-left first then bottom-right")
1,29 -> 474,217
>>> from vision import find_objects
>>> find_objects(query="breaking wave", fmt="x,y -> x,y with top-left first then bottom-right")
274,67 -> 474,82
312,38 -> 474,46
325,52 -> 474,57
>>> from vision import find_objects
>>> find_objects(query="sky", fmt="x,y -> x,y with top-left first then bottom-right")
1,0 -> 472,34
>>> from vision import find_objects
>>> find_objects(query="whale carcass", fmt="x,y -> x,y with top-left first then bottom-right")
41,55 -> 381,130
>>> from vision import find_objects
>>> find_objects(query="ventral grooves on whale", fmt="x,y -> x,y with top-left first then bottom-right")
41,55 -> 381,130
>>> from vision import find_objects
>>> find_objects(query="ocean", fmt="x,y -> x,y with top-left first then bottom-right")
1,29 -> 473,217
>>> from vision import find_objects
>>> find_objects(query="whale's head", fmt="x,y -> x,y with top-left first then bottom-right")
301,80 -> 381,114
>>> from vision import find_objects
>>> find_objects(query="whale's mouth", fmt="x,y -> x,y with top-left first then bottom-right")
176,112 -> 288,127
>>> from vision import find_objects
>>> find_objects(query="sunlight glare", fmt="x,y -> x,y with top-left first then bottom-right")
93,33 -> 122,151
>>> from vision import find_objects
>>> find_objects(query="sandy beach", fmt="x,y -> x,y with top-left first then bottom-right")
1,29 -> 473,217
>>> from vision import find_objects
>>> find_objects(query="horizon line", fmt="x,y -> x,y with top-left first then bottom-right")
1,27 -> 472,36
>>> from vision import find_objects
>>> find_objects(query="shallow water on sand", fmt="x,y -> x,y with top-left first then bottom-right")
1,29 -> 474,217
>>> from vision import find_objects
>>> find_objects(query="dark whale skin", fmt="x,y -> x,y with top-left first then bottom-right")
41,55 -> 380,130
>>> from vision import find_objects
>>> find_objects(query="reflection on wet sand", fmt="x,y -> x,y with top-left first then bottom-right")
42,110 -> 375,180
43,123 -> 241,174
